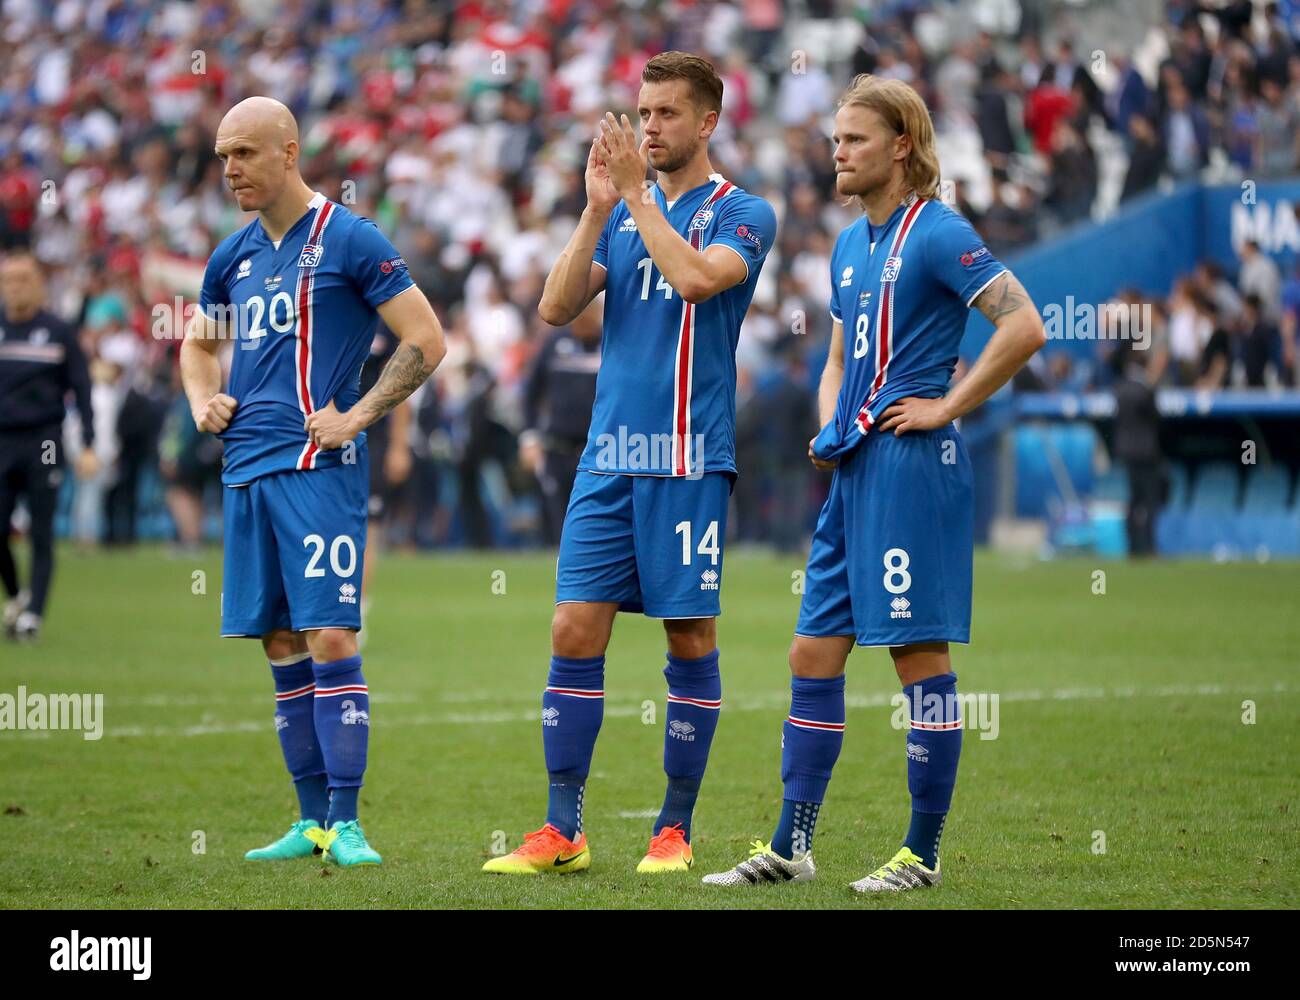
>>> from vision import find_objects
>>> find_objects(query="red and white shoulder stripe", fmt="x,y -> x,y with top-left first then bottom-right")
671,174 -> 736,477
294,194 -> 339,471
855,197 -> 929,436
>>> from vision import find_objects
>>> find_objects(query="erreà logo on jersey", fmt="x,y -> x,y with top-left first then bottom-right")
688,208 -> 714,231
298,244 -> 323,268
839,265 -> 854,287
881,256 -> 903,283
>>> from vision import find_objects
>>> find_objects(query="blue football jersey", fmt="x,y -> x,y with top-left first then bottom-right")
813,196 -> 1006,463
580,173 -> 777,477
199,193 -> 414,485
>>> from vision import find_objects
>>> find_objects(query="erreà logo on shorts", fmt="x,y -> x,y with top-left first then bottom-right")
338,582 -> 357,605
50,931 -> 151,980
699,568 -> 719,591
890,596 -> 911,619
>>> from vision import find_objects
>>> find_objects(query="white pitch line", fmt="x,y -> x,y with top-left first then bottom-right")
98,692 -> 417,708
0,681 -> 1286,742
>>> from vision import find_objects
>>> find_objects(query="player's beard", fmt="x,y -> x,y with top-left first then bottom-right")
651,137 -> 699,175
837,159 -> 892,201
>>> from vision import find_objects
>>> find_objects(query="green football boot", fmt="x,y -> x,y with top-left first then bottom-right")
309,819 -> 382,867
244,819 -> 324,861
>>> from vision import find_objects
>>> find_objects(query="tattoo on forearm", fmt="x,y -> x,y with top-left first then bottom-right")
975,274 -> 1027,324
353,342 -> 433,425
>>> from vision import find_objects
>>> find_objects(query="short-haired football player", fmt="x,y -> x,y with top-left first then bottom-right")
182,97 -> 445,867
483,52 -> 778,875
704,75 -> 1045,891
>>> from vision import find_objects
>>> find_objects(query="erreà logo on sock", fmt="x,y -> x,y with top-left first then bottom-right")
541,706 -> 559,727
50,931 -> 151,980
669,720 -> 696,741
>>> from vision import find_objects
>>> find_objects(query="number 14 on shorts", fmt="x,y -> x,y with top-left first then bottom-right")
675,520 -> 720,565
676,520 -> 720,593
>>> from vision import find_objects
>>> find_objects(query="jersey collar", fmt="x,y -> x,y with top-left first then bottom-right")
256,191 -> 327,246
867,191 -> 921,245
658,172 -> 728,212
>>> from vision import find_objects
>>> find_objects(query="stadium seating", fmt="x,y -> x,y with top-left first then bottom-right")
1154,463 -> 1300,558
1242,466 -> 1294,513
1014,421 -> 1099,518
1021,447 -> 1300,558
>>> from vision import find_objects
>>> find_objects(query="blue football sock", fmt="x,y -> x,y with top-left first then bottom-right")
542,655 -> 604,841
655,650 -> 722,840
901,671 -> 962,868
312,655 -> 369,826
774,674 -> 845,859
774,799 -> 822,859
328,787 -> 359,827
268,653 -> 328,825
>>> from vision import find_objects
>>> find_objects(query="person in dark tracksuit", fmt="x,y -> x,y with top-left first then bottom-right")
1111,343 -> 1164,558
519,304 -> 601,546
0,251 -> 96,640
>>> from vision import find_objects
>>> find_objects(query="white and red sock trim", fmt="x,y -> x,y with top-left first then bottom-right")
314,683 -> 369,698
545,686 -> 605,699
909,718 -> 963,731
787,715 -> 846,733
274,683 -> 316,701
667,693 -> 722,711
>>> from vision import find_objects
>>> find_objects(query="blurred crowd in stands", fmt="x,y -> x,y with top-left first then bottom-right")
1,0 -> 1299,549
1018,237 -> 1299,394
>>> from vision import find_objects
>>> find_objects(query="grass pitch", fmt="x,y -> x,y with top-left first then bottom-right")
1,545 -> 1296,909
